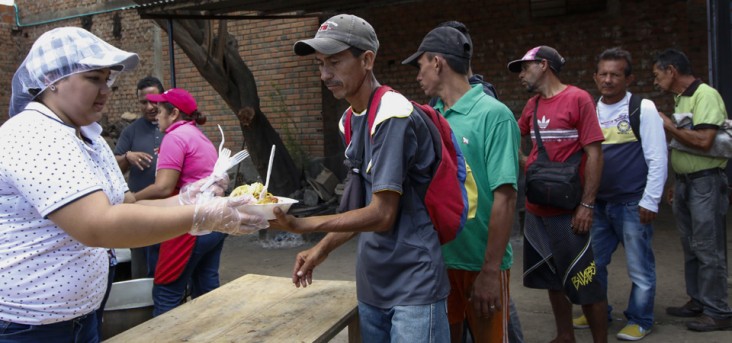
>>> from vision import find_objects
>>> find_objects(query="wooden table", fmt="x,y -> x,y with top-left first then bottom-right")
105,274 -> 359,343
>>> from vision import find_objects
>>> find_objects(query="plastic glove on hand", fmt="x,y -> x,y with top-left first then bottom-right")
190,194 -> 269,236
179,174 -> 230,205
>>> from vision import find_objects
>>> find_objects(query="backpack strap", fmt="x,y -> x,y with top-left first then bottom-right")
628,93 -> 642,142
344,85 -> 392,146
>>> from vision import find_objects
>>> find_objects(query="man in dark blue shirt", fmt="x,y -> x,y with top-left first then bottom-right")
115,76 -> 164,192
114,76 -> 164,278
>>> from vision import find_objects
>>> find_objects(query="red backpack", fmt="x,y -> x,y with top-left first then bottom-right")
344,86 -> 472,244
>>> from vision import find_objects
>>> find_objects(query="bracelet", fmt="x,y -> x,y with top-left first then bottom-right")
123,152 -> 130,162
580,202 -> 595,209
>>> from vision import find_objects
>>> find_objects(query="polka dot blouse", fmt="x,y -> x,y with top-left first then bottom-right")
0,102 -> 128,325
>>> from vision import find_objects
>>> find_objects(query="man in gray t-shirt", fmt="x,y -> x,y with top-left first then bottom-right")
270,14 -> 450,342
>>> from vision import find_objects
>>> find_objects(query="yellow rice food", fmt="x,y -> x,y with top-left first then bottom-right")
230,182 -> 278,204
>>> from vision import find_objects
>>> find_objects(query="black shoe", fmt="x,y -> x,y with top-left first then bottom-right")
686,315 -> 732,332
666,300 -> 703,317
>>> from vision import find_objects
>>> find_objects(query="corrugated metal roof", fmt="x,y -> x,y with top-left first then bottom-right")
134,0 -> 424,19
13,0 -> 422,27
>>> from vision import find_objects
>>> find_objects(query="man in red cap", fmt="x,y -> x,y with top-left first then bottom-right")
508,46 -> 608,342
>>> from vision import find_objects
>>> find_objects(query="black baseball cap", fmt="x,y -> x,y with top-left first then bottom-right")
401,26 -> 471,67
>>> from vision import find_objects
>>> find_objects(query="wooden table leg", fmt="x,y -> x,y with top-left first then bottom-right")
347,310 -> 361,343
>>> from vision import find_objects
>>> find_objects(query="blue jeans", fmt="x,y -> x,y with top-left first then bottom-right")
673,169 -> 731,319
146,244 -> 160,278
152,232 -> 227,316
358,299 -> 449,343
591,200 -> 655,330
0,313 -> 98,343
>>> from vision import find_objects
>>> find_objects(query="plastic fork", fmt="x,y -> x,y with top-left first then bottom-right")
228,149 -> 249,169
213,148 -> 231,175
198,149 -> 250,196
199,148 -> 231,194
217,125 -> 225,155
208,125 -> 229,187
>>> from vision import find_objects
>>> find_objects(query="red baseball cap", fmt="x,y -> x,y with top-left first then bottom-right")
146,88 -> 197,115
507,45 -> 566,73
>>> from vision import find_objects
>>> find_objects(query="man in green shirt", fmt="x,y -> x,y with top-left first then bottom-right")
653,48 -> 731,332
403,26 -> 520,342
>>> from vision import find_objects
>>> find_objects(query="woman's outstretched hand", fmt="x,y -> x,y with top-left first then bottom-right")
189,195 -> 269,235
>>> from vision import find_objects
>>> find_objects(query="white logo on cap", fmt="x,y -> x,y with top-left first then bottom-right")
523,47 -> 540,60
318,21 -> 338,32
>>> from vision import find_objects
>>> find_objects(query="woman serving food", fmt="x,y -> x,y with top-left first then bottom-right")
0,27 -> 267,342
135,88 -> 232,316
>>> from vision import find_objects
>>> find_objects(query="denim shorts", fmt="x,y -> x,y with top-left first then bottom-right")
358,299 -> 449,342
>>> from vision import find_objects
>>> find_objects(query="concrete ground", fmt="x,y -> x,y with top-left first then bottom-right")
217,202 -> 732,342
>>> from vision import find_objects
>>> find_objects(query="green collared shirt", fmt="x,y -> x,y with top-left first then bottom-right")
436,84 -> 519,271
671,80 -> 728,174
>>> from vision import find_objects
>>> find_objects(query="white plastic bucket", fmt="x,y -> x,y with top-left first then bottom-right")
101,278 -> 154,339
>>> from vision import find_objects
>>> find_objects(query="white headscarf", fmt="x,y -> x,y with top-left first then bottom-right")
9,27 -> 139,117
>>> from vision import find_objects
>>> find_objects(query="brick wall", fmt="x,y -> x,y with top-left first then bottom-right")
2,2 -> 322,157
1,4 -> 176,146
158,17 -> 324,157
0,0 -> 711,160
235,18 -> 324,158
0,5 -> 19,119
362,0 -> 708,116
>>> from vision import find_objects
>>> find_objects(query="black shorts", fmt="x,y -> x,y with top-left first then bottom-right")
522,212 -> 605,305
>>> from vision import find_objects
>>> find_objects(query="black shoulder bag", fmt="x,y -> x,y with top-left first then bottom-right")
525,97 -> 583,210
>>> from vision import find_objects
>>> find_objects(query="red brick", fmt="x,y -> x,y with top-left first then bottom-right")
0,0 -> 712,159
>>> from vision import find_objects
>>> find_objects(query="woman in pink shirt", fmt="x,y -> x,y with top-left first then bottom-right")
135,88 -> 226,316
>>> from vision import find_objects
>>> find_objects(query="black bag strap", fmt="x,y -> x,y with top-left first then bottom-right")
628,93 -> 642,143
531,97 -> 550,161
532,97 -> 583,164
